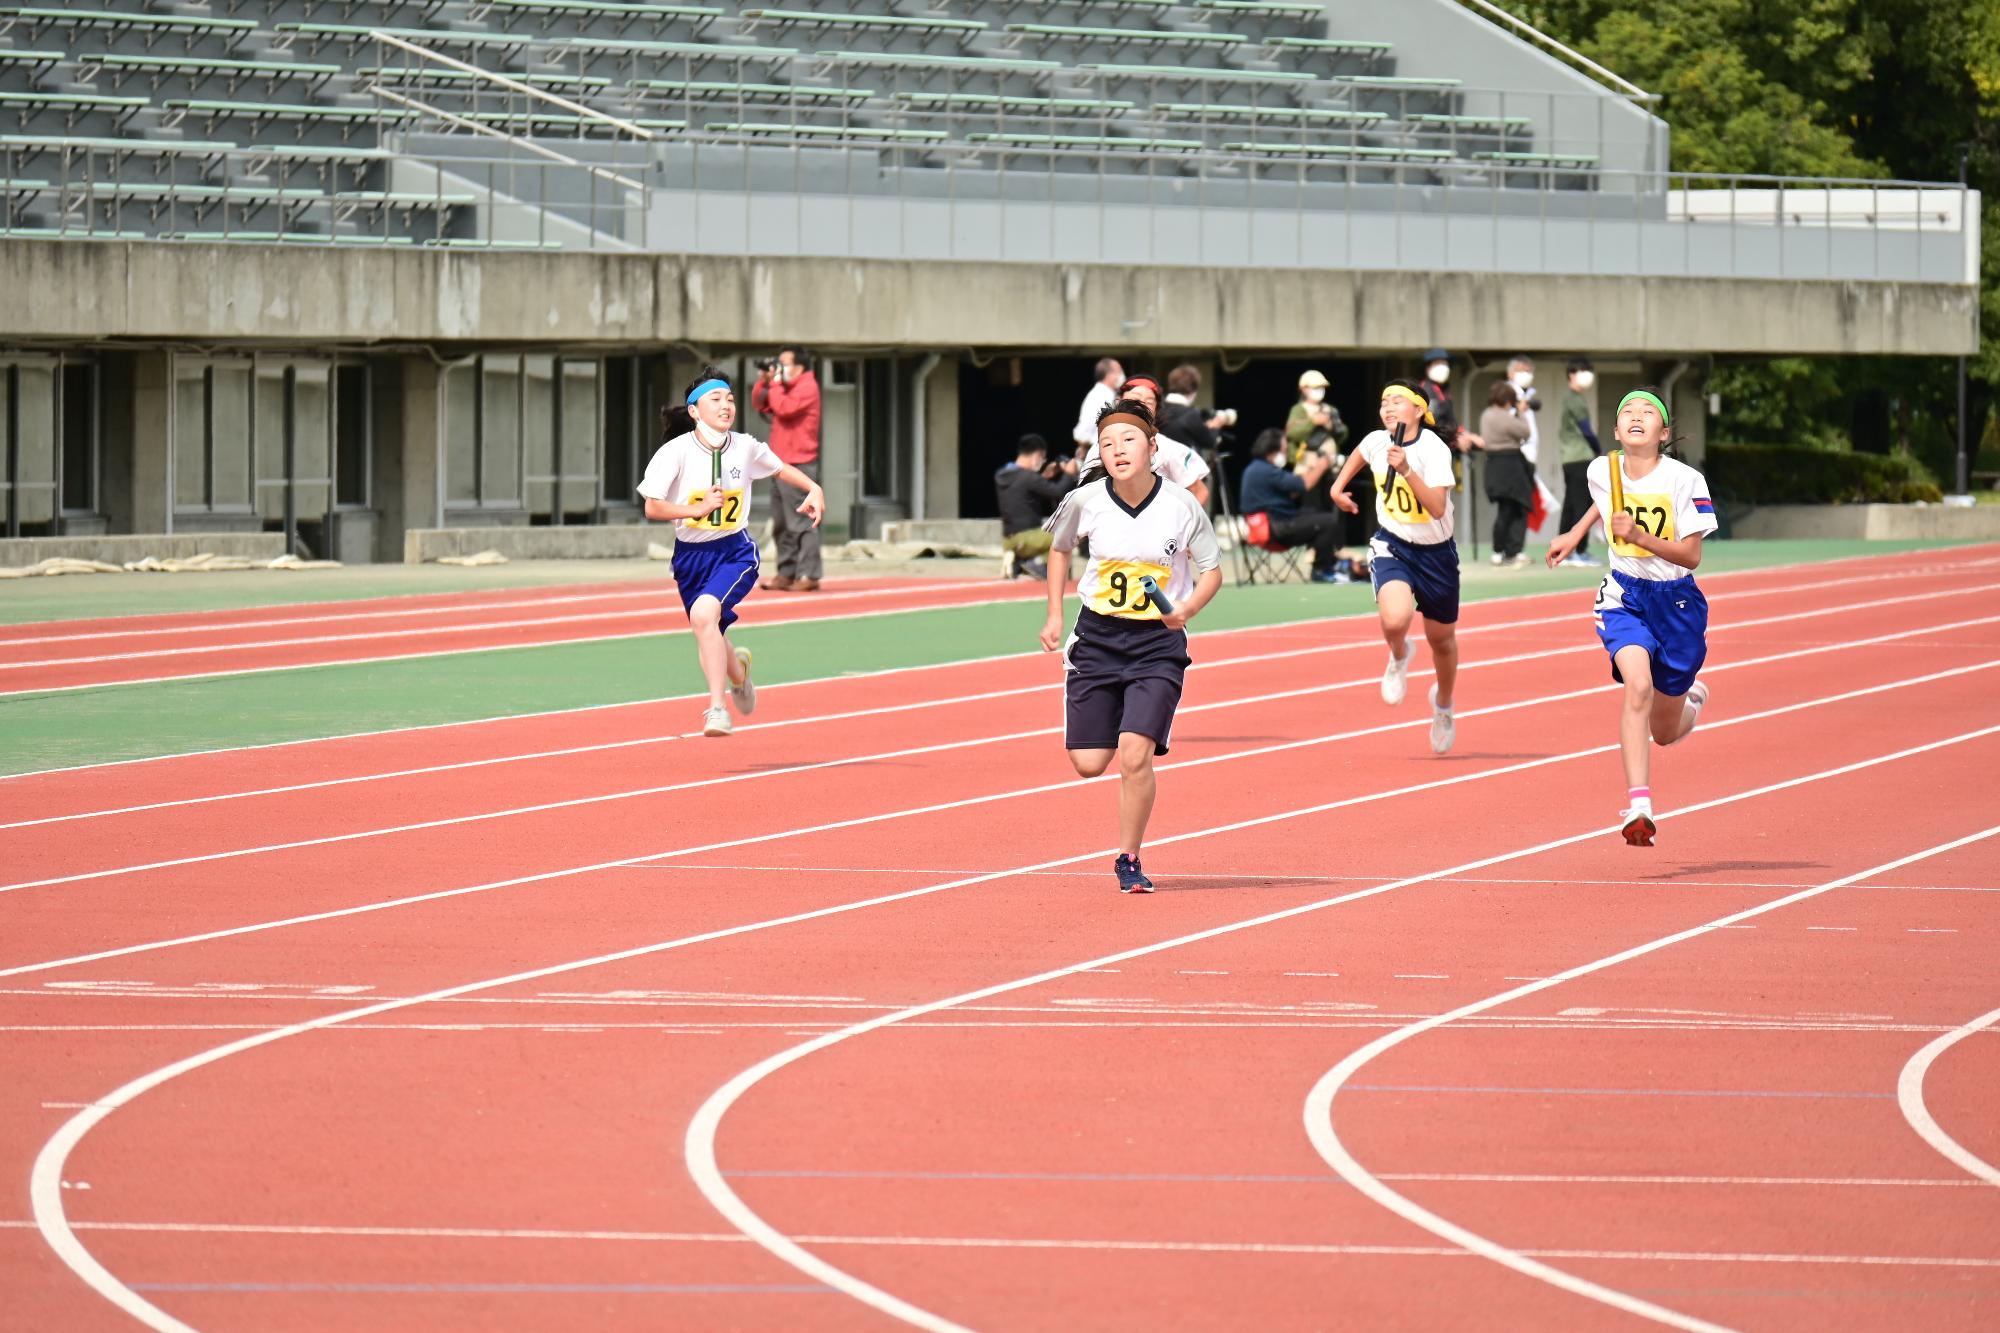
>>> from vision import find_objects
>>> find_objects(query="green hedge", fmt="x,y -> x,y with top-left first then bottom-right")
1704,443 -> 1945,505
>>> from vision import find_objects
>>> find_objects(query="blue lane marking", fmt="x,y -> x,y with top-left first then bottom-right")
131,1281 -> 832,1295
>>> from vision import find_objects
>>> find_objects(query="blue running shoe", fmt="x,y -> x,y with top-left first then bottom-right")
1114,854 -> 1155,894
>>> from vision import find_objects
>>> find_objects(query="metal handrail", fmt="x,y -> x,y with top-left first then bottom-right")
370,82 -> 647,193
367,29 -> 657,140
1451,0 -> 1658,103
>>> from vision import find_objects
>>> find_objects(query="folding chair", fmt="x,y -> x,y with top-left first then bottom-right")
1217,465 -> 1311,585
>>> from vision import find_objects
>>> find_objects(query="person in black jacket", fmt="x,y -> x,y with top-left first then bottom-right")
996,433 -> 1077,579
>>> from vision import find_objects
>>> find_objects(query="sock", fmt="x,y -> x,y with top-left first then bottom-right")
1627,786 -> 1652,813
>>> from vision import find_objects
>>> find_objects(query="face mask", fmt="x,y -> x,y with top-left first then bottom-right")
1574,371 -> 1595,389
1512,372 -> 1533,389
1304,387 -> 1325,404
1426,363 -> 1450,385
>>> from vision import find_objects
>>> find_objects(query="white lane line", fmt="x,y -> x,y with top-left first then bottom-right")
0,588 -> 1046,700
0,579 -> 1929,831
7,547 -> 1983,778
27,725 -> 2000,1331
8,648 -> 1997,985
1301,826 -> 2000,1332
679,732 -> 2000,1333
3,1217 -> 1998,1267
11,591 -> 1989,894
0,579 -> 1009,668
1896,1002 -> 2000,1187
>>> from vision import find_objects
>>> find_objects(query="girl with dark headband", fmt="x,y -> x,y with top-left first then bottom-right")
1040,398 -> 1224,894
1545,386 -> 1718,846
1075,374 -> 1212,506
638,369 -> 828,738
1329,378 -> 1466,756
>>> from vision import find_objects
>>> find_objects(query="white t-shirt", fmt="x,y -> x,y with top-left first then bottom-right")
637,429 -> 784,543
1073,381 -> 1117,449
1046,475 -> 1221,626
1586,453 -> 1718,582
1356,426 -> 1457,545
1078,431 -> 1212,490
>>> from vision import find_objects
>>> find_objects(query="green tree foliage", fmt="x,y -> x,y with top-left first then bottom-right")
1518,1 -> 2000,477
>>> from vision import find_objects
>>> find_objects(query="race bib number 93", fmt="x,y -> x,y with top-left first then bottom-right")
1088,559 -> 1171,619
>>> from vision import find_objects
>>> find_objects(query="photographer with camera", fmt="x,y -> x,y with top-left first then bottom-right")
1160,364 -> 1235,459
995,433 -> 1077,580
749,345 -> 824,591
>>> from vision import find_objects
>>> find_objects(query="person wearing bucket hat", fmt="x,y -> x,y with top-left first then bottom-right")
1285,368 -> 1348,465
1545,385 -> 1718,847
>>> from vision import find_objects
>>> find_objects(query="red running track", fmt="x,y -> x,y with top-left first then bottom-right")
2,544 -> 1998,1331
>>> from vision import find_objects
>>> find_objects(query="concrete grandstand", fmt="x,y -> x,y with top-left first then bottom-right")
0,0 -> 1981,562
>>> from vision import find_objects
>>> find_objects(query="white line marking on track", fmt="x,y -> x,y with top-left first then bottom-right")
3,1217 -> 1999,1267
1896,1002 -> 2000,1187
1805,926 -> 1859,932
9,544 -> 1988,778
9,652 -> 1998,985
1302,826 -> 2000,1332
12,596 -> 1992,897
676,727 -> 2000,1333
0,587 -> 1043,700
30,722 -> 2000,1331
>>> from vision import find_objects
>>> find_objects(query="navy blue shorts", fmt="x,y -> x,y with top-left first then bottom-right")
1368,530 -> 1461,625
672,530 -> 760,632
1064,611 -> 1190,755
1595,571 -> 1708,697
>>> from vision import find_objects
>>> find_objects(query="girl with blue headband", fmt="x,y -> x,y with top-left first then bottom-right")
1545,386 -> 1718,846
638,368 -> 827,737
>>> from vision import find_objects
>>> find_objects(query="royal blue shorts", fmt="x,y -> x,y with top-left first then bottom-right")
1368,530 -> 1461,625
672,530 -> 760,632
1595,570 -> 1708,698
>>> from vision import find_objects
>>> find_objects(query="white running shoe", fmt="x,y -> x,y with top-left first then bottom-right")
729,645 -> 756,716
1380,639 -> 1414,706
1428,684 -> 1455,755
1683,678 -> 1709,731
702,705 -> 732,737
1620,805 -> 1657,847
1489,552 -> 1506,567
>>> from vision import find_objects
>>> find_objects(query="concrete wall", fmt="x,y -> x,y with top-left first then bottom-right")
404,524 -> 655,563
1729,504 -> 2000,542
0,241 -> 1977,357
0,532 -> 285,566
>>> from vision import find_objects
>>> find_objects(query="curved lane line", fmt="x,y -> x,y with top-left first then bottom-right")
1301,830 -> 2000,1330
1897,1003 -> 2000,1187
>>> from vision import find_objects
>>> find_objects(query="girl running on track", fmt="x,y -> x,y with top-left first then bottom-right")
1545,387 -> 1718,845
1075,373 -> 1212,505
639,368 -> 826,738
1330,379 -> 1463,755
1041,398 -> 1224,893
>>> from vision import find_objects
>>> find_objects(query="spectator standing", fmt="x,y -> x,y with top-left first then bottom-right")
1419,348 -> 1483,453
1072,357 -> 1125,452
995,433 -> 1077,580
1240,428 -> 1346,582
1478,380 -> 1534,566
1507,354 -> 1542,468
1160,364 -> 1234,459
1556,356 -> 1604,566
749,345 -> 824,591
1285,369 -> 1348,464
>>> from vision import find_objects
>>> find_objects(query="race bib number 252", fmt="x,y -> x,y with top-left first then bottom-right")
1612,492 -> 1674,556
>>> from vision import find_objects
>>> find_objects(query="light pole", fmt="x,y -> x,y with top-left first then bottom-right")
1957,143 -> 1972,497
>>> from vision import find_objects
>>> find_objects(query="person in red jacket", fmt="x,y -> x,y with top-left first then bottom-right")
750,346 -> 824,590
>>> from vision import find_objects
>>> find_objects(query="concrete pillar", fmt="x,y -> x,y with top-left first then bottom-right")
924,355 -> 960,520
371,354 -> 441,563
130,350 -> 173,534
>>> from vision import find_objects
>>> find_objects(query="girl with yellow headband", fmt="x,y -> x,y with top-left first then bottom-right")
1545,386 -> 1719,846
1329,378 -> 1464,755
1040,398 -> 1224,894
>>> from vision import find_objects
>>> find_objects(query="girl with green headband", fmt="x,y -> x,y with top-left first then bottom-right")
1546,385 -> 1719,846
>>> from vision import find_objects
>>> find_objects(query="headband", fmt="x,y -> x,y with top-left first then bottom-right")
686,378 -> 730,408
1382,383 -> 1435,425
1120,375 -> 1162,396
1097,411 -> 1156,439
1617,390 -> 1671,427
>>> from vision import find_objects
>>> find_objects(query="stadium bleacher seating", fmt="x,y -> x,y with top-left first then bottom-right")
0,0 -> 1603,244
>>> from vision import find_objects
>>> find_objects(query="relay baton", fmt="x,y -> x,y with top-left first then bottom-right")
1607,449 -> 1624,520
1141,575 -> 1175,616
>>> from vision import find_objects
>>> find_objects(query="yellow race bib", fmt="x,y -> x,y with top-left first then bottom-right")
1611,492 -> 1674,556
685,487 -> 746,532
1088,558 -> 1171,619
1375,469 -> 1433,523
